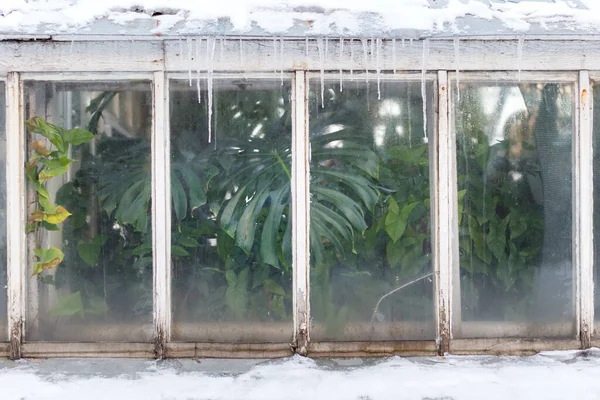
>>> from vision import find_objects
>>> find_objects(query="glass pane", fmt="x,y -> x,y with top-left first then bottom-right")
170,78 -> 294,342
309,78 -> 435,341
0,82 -> 6,342
454,81 -> 575,338
25,81 -> 153,341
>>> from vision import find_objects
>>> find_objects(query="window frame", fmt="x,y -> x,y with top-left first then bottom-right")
0,38 -> 596,358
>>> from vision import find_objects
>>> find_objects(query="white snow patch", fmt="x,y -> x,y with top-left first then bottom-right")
1,0 -> 600,35
2,351 -> 600,400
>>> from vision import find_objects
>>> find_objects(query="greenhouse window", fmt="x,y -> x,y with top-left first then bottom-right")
0,39 -> 597,359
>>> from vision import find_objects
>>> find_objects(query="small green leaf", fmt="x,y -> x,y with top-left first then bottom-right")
225,268 -> 248,319
77,236 -> 108,266
33,247 -> 64,275
385,199 -> 419,243
176,236 -> 200,248
171,245 -> 190,257
61,128 -> 95,145
49,291 -> 84,317
263,278 -> 286,296
386,240 -> 404,268
260,186 -> 289,268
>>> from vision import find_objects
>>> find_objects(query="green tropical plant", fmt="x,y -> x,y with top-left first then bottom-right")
25,117 -> 94,275
35,80 -> 552,327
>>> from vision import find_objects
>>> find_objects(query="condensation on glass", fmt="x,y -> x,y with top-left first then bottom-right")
0,82 -> 6,342
308,78 -> 435,341
169,78 -> 294,342
24,81 -> 153,342
452,81 -> 575,338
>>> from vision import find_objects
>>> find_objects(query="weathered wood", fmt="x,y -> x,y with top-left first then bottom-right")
166,343 -> 293,359
6,72 -> 24,360
0,41 -> 163,72
450,338 -> 581,355
0,343 -> 11,358
577,71 -> 594,349
308,341 -> 437,357
0,39 -> 598,73
433,71 -> 453,354
152,69 -> 171,359
162,39 -> 600,72
21,342 -> 155,358
292,70 -> 310,356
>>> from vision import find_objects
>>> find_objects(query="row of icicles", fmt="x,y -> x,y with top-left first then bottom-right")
181,36 -> 526,145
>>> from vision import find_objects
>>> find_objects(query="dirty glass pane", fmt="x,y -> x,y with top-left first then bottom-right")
0,82 -> 6,341
454,81 -> 575,338
170,78 -> 293,342
24,82 -> 153,341
309,78 -> 435,341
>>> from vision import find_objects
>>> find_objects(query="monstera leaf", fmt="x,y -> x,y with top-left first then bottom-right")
94,137 -> 218,234
210,126 -> 380,270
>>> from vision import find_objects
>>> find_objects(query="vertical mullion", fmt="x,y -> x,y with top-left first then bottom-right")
434,71 -> 455,354
292,70 -> 309,355
6,72 -> 24,359
152,71 -> 171,358
577,70 -> 593,348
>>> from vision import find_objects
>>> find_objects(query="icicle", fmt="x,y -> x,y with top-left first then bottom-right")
454,37 -> 460,102
350,38 -> 354,80
187,37 -> 193,86
317,38 -> 325,108
305,37 -> 309,58
517,36 -> 524,81
370,37 -> 375,66
392,38 -> 396,74
325,37 -> 329,61
410,38 -> 413,46
376,38 -> 381,100
421,38 -> 430,140
179,38 -> 183,58
339,38 -> 344,92
239,39 -> 244,65
273,37 -> 278,74
402,38 -> 405,48
207,38 -> 216,144
361,38 -> 369,82
196,38 -> 202,104
280,38 -> 284,86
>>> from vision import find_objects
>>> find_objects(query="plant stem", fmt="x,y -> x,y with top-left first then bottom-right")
273,151 -> 291,180
370,271 -> 434,324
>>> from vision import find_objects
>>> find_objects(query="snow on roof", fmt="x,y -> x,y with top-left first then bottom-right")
2,350 -> 600,399
1,0 -> 600,38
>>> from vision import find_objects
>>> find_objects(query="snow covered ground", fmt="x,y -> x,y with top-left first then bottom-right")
2,349 -> 600,400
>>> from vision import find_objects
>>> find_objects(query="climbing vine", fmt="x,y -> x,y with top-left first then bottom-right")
25,117 -> 94,276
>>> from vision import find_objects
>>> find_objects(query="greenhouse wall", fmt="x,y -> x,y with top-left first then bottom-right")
0,35 -> 598,358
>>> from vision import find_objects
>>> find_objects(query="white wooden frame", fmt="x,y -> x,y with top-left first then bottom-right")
0,38 -> 598,358
8,73 -> 157,358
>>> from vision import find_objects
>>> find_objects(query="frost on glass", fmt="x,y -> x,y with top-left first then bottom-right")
454,82 -> 575,338
25,82 -> 153,341
170,79 -> 293,342
0,82 -> 6,342
309,79 -> 435,341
